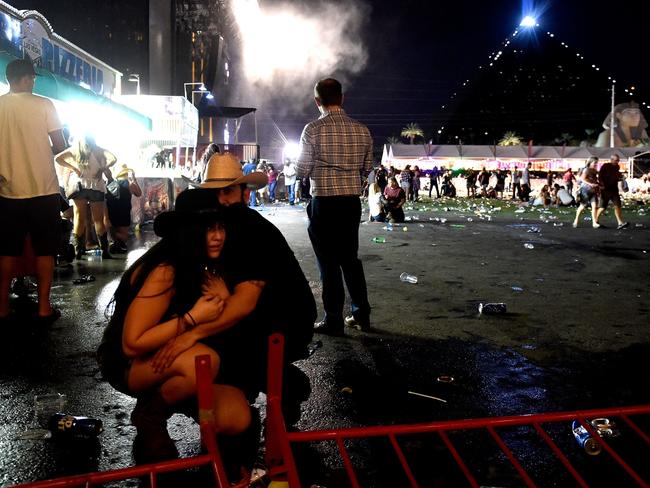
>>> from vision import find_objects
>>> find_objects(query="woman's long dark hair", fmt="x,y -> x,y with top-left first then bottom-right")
103,216 -> 220,353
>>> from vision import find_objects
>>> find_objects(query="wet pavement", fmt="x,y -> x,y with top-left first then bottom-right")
1,198 -> 649,487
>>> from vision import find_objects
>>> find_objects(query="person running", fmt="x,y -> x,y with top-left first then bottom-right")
595,154 -> 629,229
572,157 -> 601,228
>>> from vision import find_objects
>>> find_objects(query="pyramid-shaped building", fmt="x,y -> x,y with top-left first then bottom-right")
441,25 -> 649,146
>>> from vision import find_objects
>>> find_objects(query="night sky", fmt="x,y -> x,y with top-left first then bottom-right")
7,0 -> 649,147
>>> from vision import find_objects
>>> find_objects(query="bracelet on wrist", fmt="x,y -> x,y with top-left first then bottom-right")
184,311 -> 198,330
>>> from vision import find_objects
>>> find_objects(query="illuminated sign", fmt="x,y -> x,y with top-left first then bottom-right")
40,37 -> 104,94
0,5 -> 119,96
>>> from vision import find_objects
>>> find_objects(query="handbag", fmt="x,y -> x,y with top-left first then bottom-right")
65,172 -> 83,200
106,179 -> 120,199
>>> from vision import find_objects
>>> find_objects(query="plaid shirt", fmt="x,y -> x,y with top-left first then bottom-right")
297,107 -> 373,197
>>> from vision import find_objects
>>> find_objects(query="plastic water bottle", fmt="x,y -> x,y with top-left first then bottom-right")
572,421 -> 601,455
478,303 -> 507,314
399,272 -> 418,284
48,413 -> 103,439
371,236 -> 386,243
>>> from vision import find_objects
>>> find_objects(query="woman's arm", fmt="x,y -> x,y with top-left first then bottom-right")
103,149 -> 118,168
129,175 -> 143,197
122,265 -> 224,361
121,265 -> 202,358
150,280 -> 264,371
54,149 -> 81,175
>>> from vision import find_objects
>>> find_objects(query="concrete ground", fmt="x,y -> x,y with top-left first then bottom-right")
0,196 -> 648,487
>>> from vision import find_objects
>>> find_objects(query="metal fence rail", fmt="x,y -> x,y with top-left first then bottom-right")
13,356 -> 246,488
12,336 -> 650,488
264,334 -> 650,488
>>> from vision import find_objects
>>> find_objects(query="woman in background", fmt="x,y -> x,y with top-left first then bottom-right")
56,136 -> 116,259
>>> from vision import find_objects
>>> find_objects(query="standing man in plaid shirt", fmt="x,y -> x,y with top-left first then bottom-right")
297,78 -> 373,335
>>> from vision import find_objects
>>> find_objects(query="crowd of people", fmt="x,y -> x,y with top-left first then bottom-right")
356,155 -> 642,227
1,55 -> 646,485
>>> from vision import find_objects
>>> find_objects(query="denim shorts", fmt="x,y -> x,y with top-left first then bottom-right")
74,189 -> 105,202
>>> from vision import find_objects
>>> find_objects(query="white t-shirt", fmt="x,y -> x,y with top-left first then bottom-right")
557,188 -> 574,205
0,92 -> 62,198
284,163 -> 296,186
368,191 -> 383,217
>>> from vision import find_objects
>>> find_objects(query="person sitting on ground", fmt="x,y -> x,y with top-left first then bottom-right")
368,182 -> 386,222
441,170 -> 457,197
573,157 -> 600,228
383,176 -> 406,223
106,165 -> 142,254
533,184 -> 552,207
551,184 -> 575,207
97,189 -> 251,464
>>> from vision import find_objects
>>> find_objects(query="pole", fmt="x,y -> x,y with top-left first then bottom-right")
610,84 -> 616,148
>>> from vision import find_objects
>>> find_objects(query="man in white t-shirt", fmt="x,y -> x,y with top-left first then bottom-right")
283,160 -> 297,205
520,162 -> 532,202
0,59 -> 68,323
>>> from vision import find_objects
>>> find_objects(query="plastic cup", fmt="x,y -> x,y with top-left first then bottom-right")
34,393 -> 67,428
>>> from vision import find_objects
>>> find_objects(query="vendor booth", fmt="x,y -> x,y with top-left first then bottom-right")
382,144 -> 650,173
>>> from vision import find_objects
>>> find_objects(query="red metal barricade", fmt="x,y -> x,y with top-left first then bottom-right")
264,334 -> 650,488
12,335 -> 650,487
12,355 -> 246,488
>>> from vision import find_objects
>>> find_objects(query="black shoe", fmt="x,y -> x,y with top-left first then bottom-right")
132,429 -> 178,464
344,315 -> 371,332
131,393 -> 178,463
314,320 -> 344,336
34,308 -> 61,326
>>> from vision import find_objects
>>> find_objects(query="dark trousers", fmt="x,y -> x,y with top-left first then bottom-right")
307,196 -> 370,324
429,180 -> 439,198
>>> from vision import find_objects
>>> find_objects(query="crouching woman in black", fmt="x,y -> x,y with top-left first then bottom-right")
97,189 -> 250,462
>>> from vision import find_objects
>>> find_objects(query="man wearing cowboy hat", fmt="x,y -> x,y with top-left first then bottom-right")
157,152 -> 316,424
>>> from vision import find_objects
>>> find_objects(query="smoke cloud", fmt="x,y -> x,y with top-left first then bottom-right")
231,0 -> 370,116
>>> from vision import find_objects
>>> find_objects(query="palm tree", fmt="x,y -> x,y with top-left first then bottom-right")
386,136 -> 400,145
401,123 -> 424,144
498,131 -> 523,146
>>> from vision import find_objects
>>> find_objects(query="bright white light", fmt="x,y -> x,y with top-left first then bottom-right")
232,0 -> 367,84
520,15 -> 537,27
284,141 -> 301,160
206,93 -> 214,100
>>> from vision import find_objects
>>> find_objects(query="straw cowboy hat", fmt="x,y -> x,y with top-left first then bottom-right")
154,188 -> 224,238
114,164 -> 133,179
200,152 -> 267,190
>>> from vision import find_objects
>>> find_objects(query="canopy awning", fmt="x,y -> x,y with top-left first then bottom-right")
0,52 -> 151,131
198,105 -> 257,119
